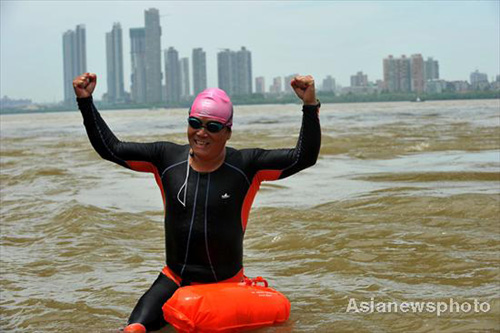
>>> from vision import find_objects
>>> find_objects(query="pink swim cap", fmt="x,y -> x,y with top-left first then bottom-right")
189,88 -> 233,127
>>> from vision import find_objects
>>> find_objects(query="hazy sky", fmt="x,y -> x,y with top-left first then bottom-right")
1,0 -> 499,103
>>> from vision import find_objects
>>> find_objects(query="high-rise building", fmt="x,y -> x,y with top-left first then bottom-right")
411,54 -> 425,94
470,70 -> 489,90
350,71 -> 368,87
470,70 -> 488,84
255,76 -> 265,94
383,55 -> 397,92
397,56 -> 412,93
62,24 -> 86,105
424,57 -> 439,81
130,28 -> 146,103
383,55 -> 411,93
236,47 -> 252,95
217,47 -> 253,95
269,77 -> 282,94
384,54 -> 429,93
192,48 -> 207,96
491,75 -> 500,90
217,49 -> 234,95
284,74 -> 298,93
105,23 -> 125,103
144,8 -> 162,104
321,75 -> 335,92
180,57 -> 190,99
165,47 -> 181,103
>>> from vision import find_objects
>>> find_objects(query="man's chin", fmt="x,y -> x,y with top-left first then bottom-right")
192,148 -> 210,159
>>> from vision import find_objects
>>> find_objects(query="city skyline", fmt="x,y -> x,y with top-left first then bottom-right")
1,1 -> 499,103
84,22 -> 457,104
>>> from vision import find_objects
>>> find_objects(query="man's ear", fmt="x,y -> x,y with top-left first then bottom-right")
226,128 -> 232,141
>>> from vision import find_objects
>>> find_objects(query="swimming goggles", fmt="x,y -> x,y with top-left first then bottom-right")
188,117 -> 226,133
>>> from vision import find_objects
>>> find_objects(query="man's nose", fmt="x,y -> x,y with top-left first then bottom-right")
196,127 -> 208,136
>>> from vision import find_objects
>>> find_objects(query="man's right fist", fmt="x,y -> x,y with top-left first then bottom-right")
291,75 -> 316,106
73,73 -> 97,98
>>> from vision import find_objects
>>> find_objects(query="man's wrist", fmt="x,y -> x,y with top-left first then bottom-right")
76,96 -> 93,105
76,94 -> 92,100
303,99 -> 320,108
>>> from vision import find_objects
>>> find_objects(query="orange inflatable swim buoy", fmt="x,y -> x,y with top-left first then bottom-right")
162,277 -> 290,332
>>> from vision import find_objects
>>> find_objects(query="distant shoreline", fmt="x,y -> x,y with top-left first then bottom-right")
1,91 -> 499,115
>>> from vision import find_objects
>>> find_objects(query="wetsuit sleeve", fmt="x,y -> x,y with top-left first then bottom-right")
77,96 -> 163,172
251,105 -> 321,180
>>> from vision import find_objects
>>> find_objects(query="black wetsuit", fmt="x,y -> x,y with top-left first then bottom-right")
77,97 -> 321,330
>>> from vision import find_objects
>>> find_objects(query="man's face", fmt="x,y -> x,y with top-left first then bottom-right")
187,116 -> 231,161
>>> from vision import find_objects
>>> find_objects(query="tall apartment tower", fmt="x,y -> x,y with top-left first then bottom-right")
236,47 -> 252,95
217,49 -> 235,95
350,71 -> 368,87
397,56 -> 412,93
144,8 -> 162,104
384,54 -> 428,93
105,23 -> 125,103
322,75 -> 335,92
255,76 -> 265,94
192,48 -> 207,96
165,47 -> 181,103
217,47 -> 253,95
383,55 -> 411,93
269,77 -> 283,94
130,28 -> 146,103
62,24 -> 86,105
470,70 -> 488,83
470,70 -> 489,90
180,57 -> 190,98
425,57 -> 439,81
383,55 -> 397,92
411,54 -> 425,94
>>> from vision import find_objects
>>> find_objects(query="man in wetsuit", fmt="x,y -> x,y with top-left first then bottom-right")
73,73 -> 321,332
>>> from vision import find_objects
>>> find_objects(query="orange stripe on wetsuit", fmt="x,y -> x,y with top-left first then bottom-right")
161,266 -> 244,287
126,161 -> 166,210
241,169 -> 282,232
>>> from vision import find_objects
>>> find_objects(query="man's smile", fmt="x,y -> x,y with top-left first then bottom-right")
194,138 -> 210,147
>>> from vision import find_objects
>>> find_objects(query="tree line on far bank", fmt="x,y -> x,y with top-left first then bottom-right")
1,90 -> 499,114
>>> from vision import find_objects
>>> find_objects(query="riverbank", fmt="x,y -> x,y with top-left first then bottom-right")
1,90 -> 498,115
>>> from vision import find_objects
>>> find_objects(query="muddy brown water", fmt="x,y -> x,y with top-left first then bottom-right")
1,99 -> 499,332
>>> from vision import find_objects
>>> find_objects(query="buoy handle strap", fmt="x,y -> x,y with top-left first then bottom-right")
244,276 -> 269,287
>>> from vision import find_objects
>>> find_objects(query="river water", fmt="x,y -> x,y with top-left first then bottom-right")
1,99 -> 499,332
